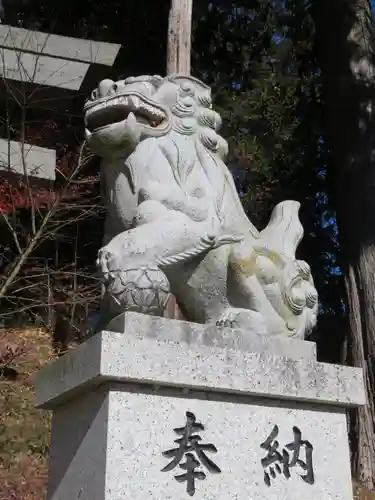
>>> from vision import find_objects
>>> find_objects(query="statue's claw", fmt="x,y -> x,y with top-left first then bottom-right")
216,307 -> 267,333
97,247 -> 120,281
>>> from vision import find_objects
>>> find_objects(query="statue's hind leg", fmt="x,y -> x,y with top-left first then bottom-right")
214,239 -> 275,333
166,242 -> 267,331
166,244 -> 233,325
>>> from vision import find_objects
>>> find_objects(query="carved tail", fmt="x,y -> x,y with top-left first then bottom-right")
258,200 -> 303,259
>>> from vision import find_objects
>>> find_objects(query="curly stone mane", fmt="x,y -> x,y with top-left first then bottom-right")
164,75 -> 229,160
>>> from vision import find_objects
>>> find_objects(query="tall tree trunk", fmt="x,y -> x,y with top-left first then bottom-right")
167,0 -> 193,75
311,0 -> 375,490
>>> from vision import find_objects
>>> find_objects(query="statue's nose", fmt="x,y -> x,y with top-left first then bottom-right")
98,79 -> 115,97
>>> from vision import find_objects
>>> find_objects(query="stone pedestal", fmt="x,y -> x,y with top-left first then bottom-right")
36,312 -> 365,500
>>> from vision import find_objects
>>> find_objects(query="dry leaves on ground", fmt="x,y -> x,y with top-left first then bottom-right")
0,327 -> 54,500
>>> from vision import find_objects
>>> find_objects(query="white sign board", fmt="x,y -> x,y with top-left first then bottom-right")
0,138 -> 56,180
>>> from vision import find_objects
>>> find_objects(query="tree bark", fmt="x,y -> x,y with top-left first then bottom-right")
167,0 -> 193,75
311,0 -> 375,490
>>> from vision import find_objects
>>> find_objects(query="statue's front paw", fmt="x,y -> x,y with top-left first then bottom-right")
97,247 -> 120,281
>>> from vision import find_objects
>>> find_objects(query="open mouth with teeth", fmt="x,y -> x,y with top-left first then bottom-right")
84,93 -> 168,132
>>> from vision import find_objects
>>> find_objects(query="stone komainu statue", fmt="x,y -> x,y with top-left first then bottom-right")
84,74 -> 318,338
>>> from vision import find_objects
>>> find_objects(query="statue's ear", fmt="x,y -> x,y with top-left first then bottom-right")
122,75 -> 163,89
166,74 -> 210,93
150,75 -> 164,88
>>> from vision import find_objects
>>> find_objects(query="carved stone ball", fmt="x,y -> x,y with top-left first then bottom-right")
105,265 -> 171,316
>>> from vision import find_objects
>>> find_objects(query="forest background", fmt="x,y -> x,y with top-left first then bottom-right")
1,0 -> 375,498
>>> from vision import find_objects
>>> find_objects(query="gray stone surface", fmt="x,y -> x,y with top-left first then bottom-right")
107,311 -> 317,360
46,384 -> 354,500
37,314 -> 364,500
0,25 -> 120,66
0,138 -> 56,180
47,388 -> 108,500
35,316 -> 365,410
